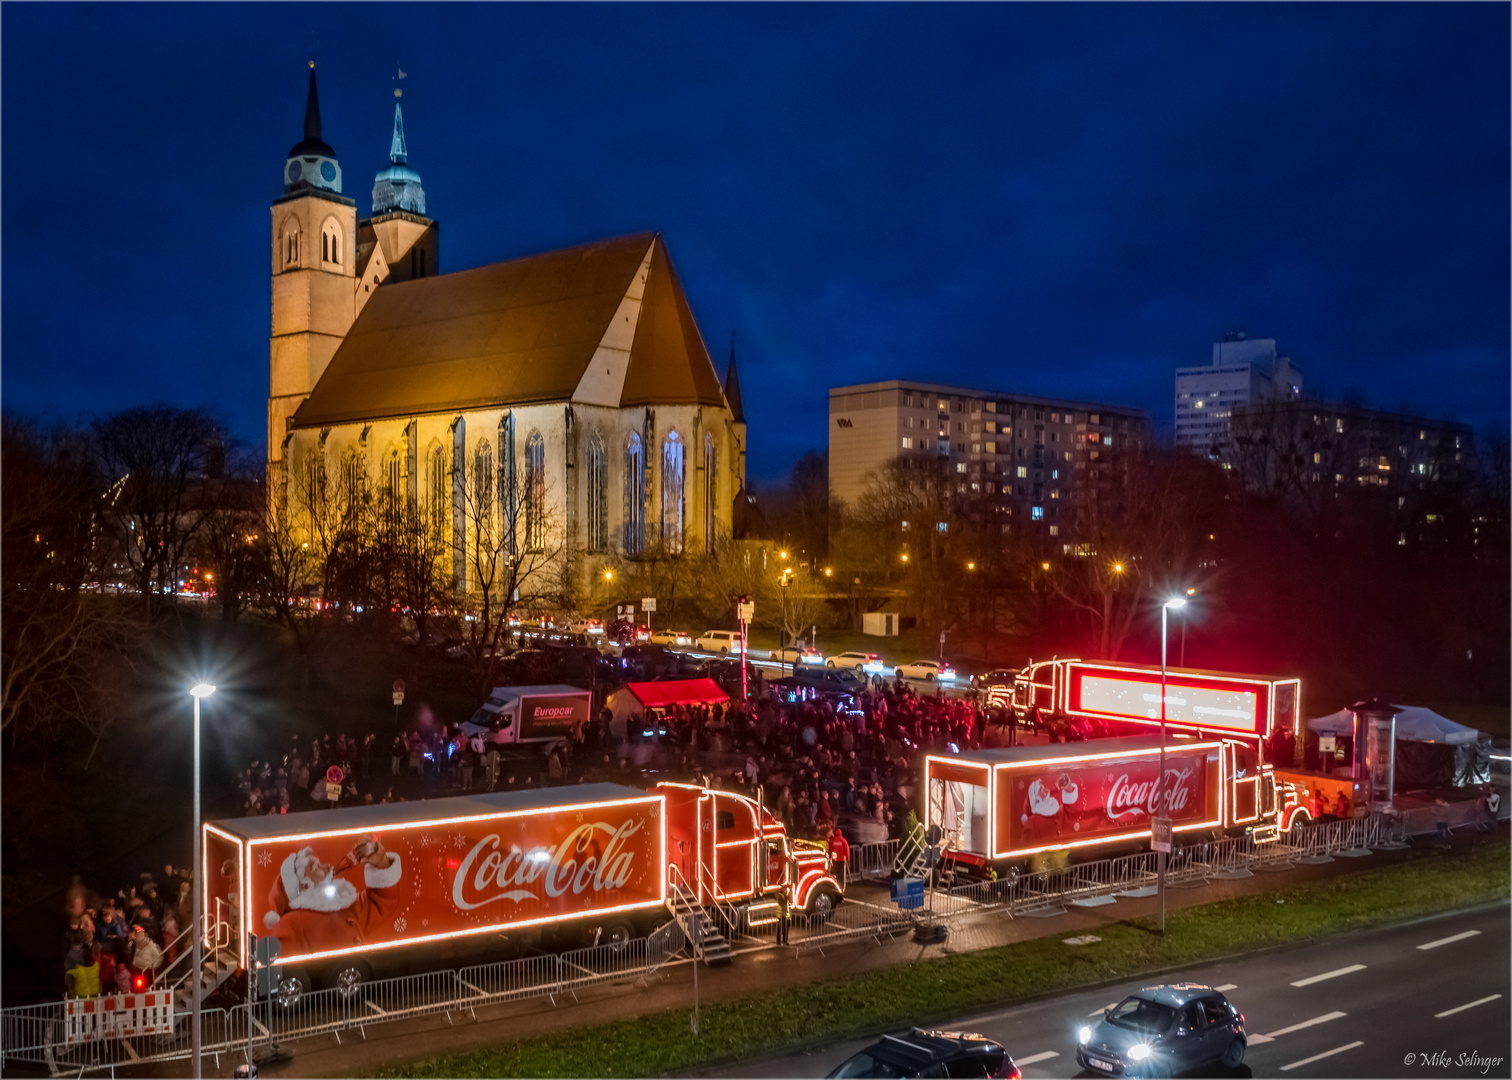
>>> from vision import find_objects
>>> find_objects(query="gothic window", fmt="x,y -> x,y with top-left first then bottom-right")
586,434 -> 607,553
384,448 -> 402,522
281,218 -> 301,268
428,444 -> 448,538
499,415 -> 516,556
662,431 -> 685,554
473,441 -> 494,528
703,433 -> 717,554
524,430 -> 545,551
342,451 -> 362,513
321,219 -> 342,267
624,432 -> 644,555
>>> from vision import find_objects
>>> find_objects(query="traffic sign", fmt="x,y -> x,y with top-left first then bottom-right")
1151,815 -> 1173,854
737,601 -> 755,621
393,679 -> 405,707
641,597 -> 656,612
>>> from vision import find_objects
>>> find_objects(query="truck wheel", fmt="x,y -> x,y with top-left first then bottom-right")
805,886 -> 839,922
325,959 -> 373,1000
273,968 -> 312,1010
595,918 -> 636,952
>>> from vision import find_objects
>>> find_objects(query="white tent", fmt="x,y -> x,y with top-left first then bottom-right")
1307,705 -> 1479,745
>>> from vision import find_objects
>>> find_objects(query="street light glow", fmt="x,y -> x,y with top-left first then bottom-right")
1113,562 -> 1124,573
1164,597 -> 1187,610
190,683 -> 217,698
604,569 -> 614,581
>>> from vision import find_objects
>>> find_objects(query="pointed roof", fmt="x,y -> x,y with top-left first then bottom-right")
291,233 -> 728,428
288,63 -> 336,159
723,339 -> 745,424
390,101 -> 408,163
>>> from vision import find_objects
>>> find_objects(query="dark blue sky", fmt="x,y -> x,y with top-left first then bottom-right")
3,4 -> 1507,484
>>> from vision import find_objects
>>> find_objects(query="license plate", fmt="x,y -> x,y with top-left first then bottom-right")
1088,1058 -> 1114,1072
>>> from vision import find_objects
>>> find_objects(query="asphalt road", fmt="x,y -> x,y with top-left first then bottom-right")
712,904 -> 1510,1078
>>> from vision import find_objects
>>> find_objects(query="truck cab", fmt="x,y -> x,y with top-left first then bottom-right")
658,783 -> 842,921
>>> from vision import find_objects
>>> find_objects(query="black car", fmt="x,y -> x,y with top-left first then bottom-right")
791,665 -> 868,693
1077,984 -> 1246,1077
827,1029 -> 1019,1079
971,668 -> 1017,691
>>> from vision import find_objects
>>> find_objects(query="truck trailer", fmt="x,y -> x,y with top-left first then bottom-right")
203,781 -> 840,1003
923,735 -> 1309,873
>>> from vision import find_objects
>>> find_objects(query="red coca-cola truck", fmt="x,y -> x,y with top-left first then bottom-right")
923,735 -> 1309,873
203,781 -> 839,1002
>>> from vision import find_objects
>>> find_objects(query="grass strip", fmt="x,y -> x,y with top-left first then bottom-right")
382,840 -> 1509,1078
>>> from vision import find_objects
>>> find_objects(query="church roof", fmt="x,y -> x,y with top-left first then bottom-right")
291,232 -> 729,428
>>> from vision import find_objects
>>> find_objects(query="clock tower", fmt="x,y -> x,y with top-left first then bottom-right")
268,62 -> 358,487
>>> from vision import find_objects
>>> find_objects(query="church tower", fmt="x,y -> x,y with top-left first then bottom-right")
268,63 -> 358,484
357,84 -> 439,286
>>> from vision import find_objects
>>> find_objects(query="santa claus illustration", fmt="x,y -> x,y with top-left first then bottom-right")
1020,772 -> 1081,843
264,838 -> 403,956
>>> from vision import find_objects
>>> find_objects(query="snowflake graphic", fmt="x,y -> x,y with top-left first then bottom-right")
421,918 -> 429,928
394,917 -> 407,933
256,850 -> 273,868
420,834 -> 432,848
576,812 -> 585,823
451,831 -> 467,850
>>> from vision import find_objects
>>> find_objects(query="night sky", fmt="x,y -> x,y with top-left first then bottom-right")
3,4 -> 1506,484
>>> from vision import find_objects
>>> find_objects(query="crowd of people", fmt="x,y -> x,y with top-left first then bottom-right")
61,867 -> 194,999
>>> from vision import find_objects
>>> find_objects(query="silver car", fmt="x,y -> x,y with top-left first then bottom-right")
1077,983 -> 1246,1077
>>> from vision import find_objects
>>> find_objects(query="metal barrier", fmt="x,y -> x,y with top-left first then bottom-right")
847,838 -> 901,880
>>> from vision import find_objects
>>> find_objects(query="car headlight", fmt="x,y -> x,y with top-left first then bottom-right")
1078,1027 -> 1091,1044
1128,1044 -> 1150,1061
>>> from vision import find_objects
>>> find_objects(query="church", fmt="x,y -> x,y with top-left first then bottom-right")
269,66 -> 747,605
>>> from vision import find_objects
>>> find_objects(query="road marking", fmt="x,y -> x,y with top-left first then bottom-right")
1214,983 -> 1238,992
1251,1010 -> 1347,1045
1290,964 -> 1366,987
1280,1041 -> 1364,1071
1417,929 -> 1481,951
1088,1002 -> 1118,1016
1435,994 -> 1502,1018
1015,1051 -> 1059,1066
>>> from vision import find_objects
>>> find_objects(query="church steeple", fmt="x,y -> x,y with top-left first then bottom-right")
284,62 -> 342,194
373,89 -> 426,215
724,338 -> 746,424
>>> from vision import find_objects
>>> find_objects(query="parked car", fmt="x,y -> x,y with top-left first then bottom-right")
695,630 -> 746,655
566,617 -> 605,636
649,628 -> 692,646
695,657 -> 748,696
770,645 -> 824,665
895,660 -> 957,682
827,1029 -> 1020,1079
827,651 -> 884,674
971,668 -> 1017,692
1077,984 -> 1246,1077
790,665 -> 866,693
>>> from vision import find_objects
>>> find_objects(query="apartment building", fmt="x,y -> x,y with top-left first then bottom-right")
828,379 -> 1148,541
1176,336 -> 1303,460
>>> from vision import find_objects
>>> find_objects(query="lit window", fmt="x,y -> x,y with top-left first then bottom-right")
956,462 -> 967,473
1031,506 -> 1044,521
901,437 -> 913,449
1051,469 -> 1059,479
1049,525 -> 1059,536
1016,466 -> 1027,478
1103,436 -> 1112,446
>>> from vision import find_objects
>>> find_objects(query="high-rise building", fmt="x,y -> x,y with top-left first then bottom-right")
1175,335 -> 1302,460
828,379 -> 1148,542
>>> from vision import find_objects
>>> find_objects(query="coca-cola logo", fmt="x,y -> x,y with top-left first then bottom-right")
452,820 -> 642,911
1107,768 -> 1194,821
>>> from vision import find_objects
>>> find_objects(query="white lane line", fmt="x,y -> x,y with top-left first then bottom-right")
1014,1051 -> 1059,1066
1214,983 -> 1238,992
1290,963 -> 1366,987
1436,994 -> 1503,1018
1280,1041 -> 1364,1071
1417,929 -> 1481,951
1262,1011 -> 1347,1041
1088,1002 -> 1118,1016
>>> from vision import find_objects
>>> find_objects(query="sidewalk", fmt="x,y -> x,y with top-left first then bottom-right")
131,828 -> 1505,1079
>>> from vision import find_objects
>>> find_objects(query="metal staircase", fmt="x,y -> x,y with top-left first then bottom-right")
893,821 -> 928,878
666,867 -> 733,966
153,899 -> 240,999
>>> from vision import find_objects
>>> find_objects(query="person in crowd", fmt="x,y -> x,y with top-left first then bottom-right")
1483,786 -> 1501,833
827,825 -> 851,888
127,924 -> 163,984
1433,797 -> 1452,847
64,944 -> 101,999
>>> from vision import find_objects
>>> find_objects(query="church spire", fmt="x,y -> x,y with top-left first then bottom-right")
724,337 -> 746,424
303,61 -> 324,144
389,101 -> 408,164
372,78 -> 426,215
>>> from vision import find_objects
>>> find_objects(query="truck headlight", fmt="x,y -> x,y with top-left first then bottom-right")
1078,1027 -> 1091,1044
1128,1044 -> 1150,1061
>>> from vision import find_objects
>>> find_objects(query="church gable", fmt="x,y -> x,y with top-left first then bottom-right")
619,240 -> 726,408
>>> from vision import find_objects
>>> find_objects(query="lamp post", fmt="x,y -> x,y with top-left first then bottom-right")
1157,599 -> 1185,935
188,683 -> 216,1079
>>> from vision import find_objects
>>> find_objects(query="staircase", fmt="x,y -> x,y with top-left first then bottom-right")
666,880 -> 733,966
154,900 -> 241,999
893,821 -> 928,878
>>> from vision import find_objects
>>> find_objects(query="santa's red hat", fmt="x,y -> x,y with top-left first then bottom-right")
265,848 -> 313,929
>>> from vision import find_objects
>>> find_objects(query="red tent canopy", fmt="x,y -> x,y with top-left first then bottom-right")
624,679 -> 730,709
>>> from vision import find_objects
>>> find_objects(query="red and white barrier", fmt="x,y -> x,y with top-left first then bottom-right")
64,991 -> 175,1046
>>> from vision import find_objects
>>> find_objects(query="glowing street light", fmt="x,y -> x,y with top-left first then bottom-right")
823,567 -> 833,577
604,569 -> 614,582
1113,562 -> 1124,574
900,553 -> 910,563
1156,597 -> 1186,935
188,682 -> 216,1078
967,561 -> 976,571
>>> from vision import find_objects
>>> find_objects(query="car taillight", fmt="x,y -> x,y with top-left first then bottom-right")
1002,1065 -> 1021,1080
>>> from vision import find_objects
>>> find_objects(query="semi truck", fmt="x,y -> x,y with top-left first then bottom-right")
923,735 -> 1310,875
203,781 -> 840,1004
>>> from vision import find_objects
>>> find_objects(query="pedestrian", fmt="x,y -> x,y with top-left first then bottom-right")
1433,798 -> 1452,848
774,886 -> 790,946
827,826 -> 851,889
1482,787 -> 1500,833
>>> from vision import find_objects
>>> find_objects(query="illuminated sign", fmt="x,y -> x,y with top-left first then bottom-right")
1066,663 -> 1274,738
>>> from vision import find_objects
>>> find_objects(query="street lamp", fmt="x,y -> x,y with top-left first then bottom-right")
188,682 -> 216,1079
1157,598 -> 1185,935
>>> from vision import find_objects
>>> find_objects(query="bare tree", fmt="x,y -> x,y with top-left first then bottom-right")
91,406 -> 224,617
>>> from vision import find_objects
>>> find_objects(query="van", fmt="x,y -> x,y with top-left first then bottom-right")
695,630 -> 745,655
